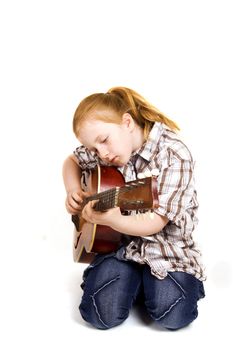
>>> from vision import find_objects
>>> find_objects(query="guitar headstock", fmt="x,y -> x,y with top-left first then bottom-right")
117,173 -> 159,211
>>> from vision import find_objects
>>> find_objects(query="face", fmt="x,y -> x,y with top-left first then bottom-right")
77,115 -> 135,166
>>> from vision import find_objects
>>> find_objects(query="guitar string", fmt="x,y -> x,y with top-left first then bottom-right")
83,179 -> 150,210
85,181 -> 146,202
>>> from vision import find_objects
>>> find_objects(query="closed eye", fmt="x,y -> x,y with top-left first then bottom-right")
101,136 -> 108,143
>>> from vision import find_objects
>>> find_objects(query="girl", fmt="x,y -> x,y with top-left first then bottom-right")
62,86 -> 206,330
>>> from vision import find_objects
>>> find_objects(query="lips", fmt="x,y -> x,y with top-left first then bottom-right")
103,156 -> 119,164
111,156 -> 119,163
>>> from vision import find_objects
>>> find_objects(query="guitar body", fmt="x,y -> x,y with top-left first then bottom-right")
72,165 -> 125,263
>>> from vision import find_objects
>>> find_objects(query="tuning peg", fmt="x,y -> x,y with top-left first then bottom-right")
137,169 -> 159,179
137,172 -> 146,179
142,211 -> 155,220
135,211 -> 155,221
148,211 -> 155,220
151,168 -> 159,176
136,213 -> 145,221
137,170 -> 151,179
144,170 -> 152,177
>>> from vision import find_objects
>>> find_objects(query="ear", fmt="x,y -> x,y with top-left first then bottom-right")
121,113 -> 135,131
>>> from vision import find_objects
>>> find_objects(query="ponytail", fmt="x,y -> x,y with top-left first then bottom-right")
107,87 -> 180,138
73,86 -> 179,139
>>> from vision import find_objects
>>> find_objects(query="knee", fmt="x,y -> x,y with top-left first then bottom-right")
157,309 -> 198,330
79,273 -> 131,330
143,271 -> 203,331
148,297 -> 198,330
79,296 -> 128,330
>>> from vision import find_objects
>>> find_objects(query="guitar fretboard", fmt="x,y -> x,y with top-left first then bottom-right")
82,178 -> 152,212
84,187 -> 119,211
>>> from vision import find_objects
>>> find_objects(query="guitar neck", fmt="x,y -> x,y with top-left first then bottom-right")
82,176 -> 158,212
82,187 -> 119,212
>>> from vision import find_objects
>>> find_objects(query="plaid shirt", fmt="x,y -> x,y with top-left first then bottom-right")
74,122 -> 206,281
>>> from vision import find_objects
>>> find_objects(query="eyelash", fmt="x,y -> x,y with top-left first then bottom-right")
90,137 -> 108,153
101,137 -> 108,143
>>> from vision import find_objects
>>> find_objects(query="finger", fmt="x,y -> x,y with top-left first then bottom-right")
70,197 -> 81,209
65,200 -> 76,214
81,207 -> 91,222
69,193 -> 85,210
82,201 -> 95,222
89,199 -> 99,210
65,199 -> 80,215
83,201 -> 94,214
71,193 -> 83,204
82,191 -> 91,198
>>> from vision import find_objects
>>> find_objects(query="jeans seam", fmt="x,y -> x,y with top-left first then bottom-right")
167,272 -> 186,294
155,295 -> 184,321
154,272 -> 186,321
90,275 -> 120,328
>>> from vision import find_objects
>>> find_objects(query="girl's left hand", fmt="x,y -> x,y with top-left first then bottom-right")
81,200 -> 122,227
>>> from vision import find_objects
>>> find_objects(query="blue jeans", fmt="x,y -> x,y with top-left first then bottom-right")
79,253 -> 205,330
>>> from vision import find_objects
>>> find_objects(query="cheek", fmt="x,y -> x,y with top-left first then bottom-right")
119,139 -> 132,158
112,131 -> 132,155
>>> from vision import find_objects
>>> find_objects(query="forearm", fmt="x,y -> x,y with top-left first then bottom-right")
62,155 -> 82,193
111,212 -> 169,237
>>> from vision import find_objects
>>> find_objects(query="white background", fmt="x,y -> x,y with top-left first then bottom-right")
0,0 -> 232,349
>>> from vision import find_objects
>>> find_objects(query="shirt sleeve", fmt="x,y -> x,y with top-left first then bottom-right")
155,150 -> 197,224
73,145 -> 99,170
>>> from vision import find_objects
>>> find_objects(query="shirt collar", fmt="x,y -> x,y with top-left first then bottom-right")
131,122 -> 165,162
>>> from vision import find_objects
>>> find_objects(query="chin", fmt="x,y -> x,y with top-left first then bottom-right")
110,155 -> 129,167
111,160 -> 125,167
117,159 -> 127,167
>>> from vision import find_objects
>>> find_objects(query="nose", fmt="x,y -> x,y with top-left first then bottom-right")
97,146 -> 109,160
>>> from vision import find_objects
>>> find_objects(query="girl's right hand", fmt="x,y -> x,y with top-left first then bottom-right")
65,189 -> 89,215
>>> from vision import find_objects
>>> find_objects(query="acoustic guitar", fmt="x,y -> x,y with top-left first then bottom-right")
72,165 -> 159,263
